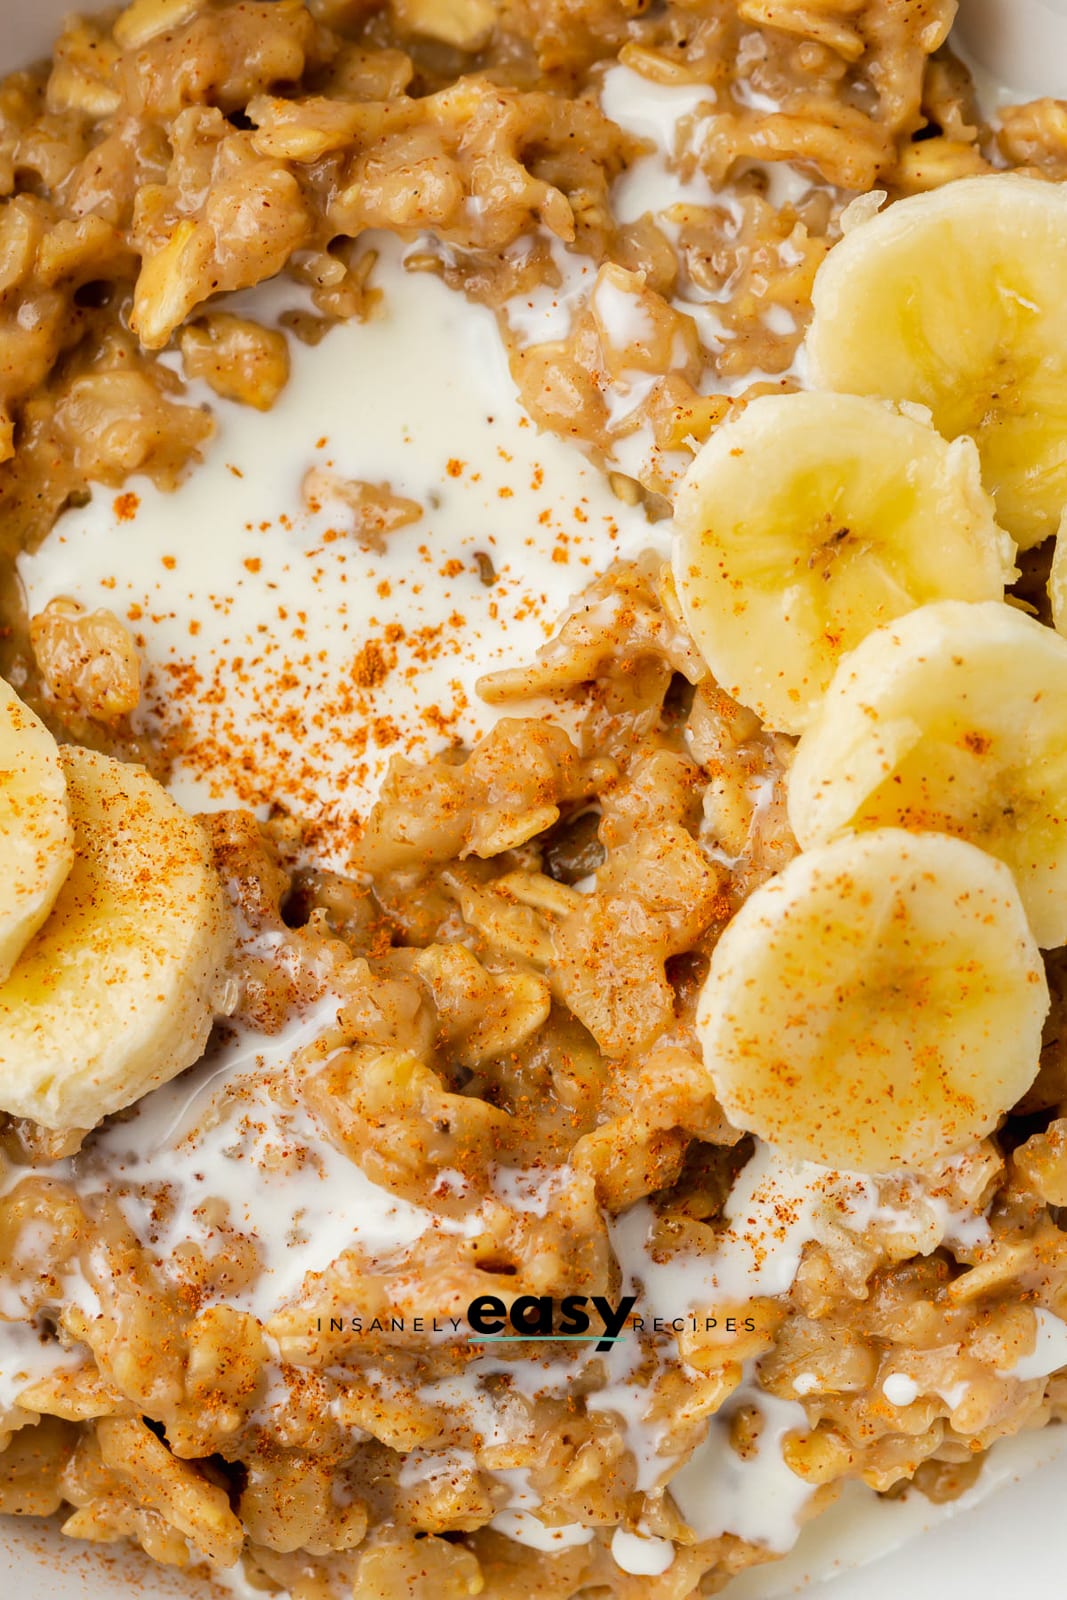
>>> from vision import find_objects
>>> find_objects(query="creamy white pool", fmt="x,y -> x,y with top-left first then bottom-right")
20,237 -> 661,870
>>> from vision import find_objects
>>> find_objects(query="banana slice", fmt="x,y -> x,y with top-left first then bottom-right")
0,681 -> 74,984
809,174 -> 1067,550
697,829 -> 1047,1173
671,391 -> 1015,734
788,600 -> 1067,949
1050,512 -> 1067,637
0,747 -> 233,1130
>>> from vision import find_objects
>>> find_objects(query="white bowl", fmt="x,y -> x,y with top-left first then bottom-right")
1,0 -> 1066,1593
955,0 -> 1067,100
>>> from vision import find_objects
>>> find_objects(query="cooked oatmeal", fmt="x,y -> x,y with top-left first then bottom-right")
2,1 -> 1067,1598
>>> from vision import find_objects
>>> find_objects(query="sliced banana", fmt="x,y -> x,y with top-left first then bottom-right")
697,829 -> 1047,1173
0,680 -> 73,984
1050,511 -> 1067,637
809,174 -> 1067,550
671,391 -> 1015,734
0,748 -> 233,1130
789,600 -> 1067,949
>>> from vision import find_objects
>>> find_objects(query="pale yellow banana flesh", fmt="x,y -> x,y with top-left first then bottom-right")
0,680 -> 73,984
0,747 -> 233,1130
788,600 -> 1067,949
671,391 -> 1015,734
697,829 -> 1047,1174
1049,512 -> 1067,637
809,174 -> 1067,550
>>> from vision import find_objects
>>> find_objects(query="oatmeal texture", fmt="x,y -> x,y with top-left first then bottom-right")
0,0 -> 1035,574
1,1 -> 1067,1598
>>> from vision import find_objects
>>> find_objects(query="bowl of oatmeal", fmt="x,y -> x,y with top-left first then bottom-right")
3,0 -> 1067,1596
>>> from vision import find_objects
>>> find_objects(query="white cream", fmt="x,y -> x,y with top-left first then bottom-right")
587,1334 -> 677,1491
474,1137 -> 998,1564
592,273 -> 659,351
938,1379 -> 973,1411
415,1360 -> 550,1452
997,1308 -> 1067,1382
397,1446 -> 478,1488
600,68 -> 718,155
591,1152 -> 834,1504
12,984 -> 473,1323
610,1144 -> 877,1318
0,1205 -> 99,1326
732,79 -> 780,116
843,1148 -> 997,1255
601,1154 -> 844,1552
882,1373 -> 920,1407
491,1163 -> 574,1217
750,160 -> 820,208
592,63 -> 814,494
762,303 -> 797,336
669,1380 -> 814,1552
593,1142 -> 997,1549
599,67 -> 719,225
602,368 -> 662,432
502,234 -> 599,346
610,1528 -> 676,1575
0,1322 -> 86,1414
19,236 -> 660,872
600,65 -> 817,225
419,1343 -> 674,1544
490,1513 -> 595,1550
